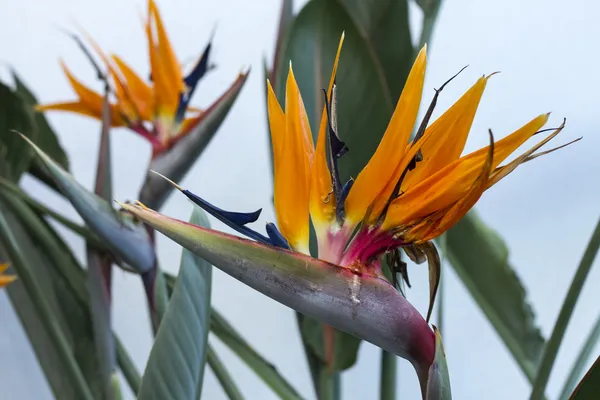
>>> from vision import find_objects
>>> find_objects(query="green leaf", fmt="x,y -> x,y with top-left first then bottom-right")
569,356 -> 600,400
336,0 -> 413,101
139,72 -> 249,210
120,203 -> 436,390
137,207 -> 213,400
12,71 -> 70,171
425,328 -> 452,400
530,218 -> 600,399
300,319 -> 361,371
0,81 -> 36,181
274,0 -> 394,180
206,344 -> 245,400
0,198 -> 94,400
20,133 -> 156,274
210,309 -> 304,400
559,313 -> 600,400
445,211 -> 545,382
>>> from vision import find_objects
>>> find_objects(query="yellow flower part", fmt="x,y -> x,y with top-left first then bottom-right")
267,34 -> 344,253
0,263 -> 16,288
36,0 -> 216,156
265,36 -> 574,267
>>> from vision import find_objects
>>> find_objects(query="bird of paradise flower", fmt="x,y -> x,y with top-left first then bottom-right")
36,0 -> 246,158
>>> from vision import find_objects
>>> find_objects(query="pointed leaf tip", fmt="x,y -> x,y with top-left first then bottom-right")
19,135 -> 156,274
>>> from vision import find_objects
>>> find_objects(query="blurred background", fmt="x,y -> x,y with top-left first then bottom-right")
1,0 -> 599,398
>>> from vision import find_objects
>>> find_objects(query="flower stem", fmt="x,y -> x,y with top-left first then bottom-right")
530,218 -> 600,399
380,351 -> 397,400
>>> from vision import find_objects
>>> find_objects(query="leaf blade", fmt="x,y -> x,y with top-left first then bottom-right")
137,207 -> 212,400
445,211 -> 545,381
20,134 -> 156,274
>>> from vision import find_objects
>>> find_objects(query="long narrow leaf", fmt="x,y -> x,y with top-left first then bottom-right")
569,356 -> 600,399
207,344 -> 245,400
559,313 -> 600,399
446,212 -> 545,382
0,203 -> 94,400
530,218 -> 600,399
211,309 -> 304,400
137,207 -> 213,400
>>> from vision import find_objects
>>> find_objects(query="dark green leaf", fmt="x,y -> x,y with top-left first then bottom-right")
0,198 -> 94,400
300,318 -> 361,371
211,309 -> 304,400
20,134 -> 156,274
531,218 -> 600,399
12,71 -> 69,171
0,81 -> 35,181
137,207 -> 212,400
445,211 -> 544,382
139,72 -> 249,210
336,0 -> 413,101
559,313 -> 600,399
269,0 -> 294,84
274,0 -> 394,180
569,356 -> 600,400
206,344 -> 245,400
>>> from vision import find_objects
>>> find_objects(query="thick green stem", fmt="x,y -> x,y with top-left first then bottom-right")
116,335 -> 142,395
380,351 -> 397,400
530,219 -> 600,399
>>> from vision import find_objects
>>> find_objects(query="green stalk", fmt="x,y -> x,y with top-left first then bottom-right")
116,335 -> 142,395
0,211 -> 94,400
207,343 -> 245,400
558,312 -> 600,400
530,219 -> 600,399
380,351 -> 397,400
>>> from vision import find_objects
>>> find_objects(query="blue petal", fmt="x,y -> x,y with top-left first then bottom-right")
182,190 -> 272,245
175,41 -> 212,123
335,178 -> 354,223
265,223 -> 290,249
182,190 -> 261,225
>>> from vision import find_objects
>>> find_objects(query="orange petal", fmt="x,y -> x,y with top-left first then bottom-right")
111,55 -> 154,120
272,66 -> 314,253
36,100 -> 125,126
401,76 -> 488,191
267,80 -> 285,169
0,263 -> 16,288
488,119 -> 566,187
147,0 -> 184,118
59,61 -> 105,116
343,46 -> 427,225
309,33 -> 344,230
382,113 -> 549,230
406,131 -> 495,242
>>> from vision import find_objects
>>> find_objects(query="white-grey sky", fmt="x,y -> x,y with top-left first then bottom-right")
1,0 -> 599,399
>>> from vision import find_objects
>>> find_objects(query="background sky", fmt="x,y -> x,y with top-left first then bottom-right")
1,0 -> 599,399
